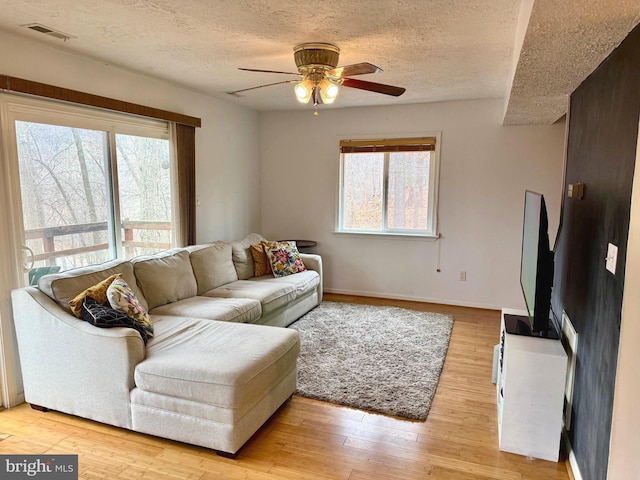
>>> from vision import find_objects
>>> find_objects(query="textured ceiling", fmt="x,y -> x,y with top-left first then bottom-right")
504,0 -> 640,124
0,0 -> 638,124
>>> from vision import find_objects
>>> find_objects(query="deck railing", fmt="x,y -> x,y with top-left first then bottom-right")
24,221 -> 172,266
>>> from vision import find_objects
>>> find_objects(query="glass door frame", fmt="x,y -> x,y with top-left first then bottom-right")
0,93 -> 28,408
0,93 -> 170,407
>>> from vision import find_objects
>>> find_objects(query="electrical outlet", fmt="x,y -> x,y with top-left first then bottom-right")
459,271 -> 466,281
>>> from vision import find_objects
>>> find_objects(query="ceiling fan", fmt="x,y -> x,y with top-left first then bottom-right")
229,43 -> 406,114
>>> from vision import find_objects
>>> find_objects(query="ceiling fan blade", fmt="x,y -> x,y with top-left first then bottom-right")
329,62 -> 382,77
342,78 -> 406,97
238,67 -> 301,76
227,79 -> 298,96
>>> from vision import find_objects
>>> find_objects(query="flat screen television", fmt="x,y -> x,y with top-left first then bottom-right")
519,190 -> 556,335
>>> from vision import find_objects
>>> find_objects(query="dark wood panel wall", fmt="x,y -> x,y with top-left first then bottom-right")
552,24 -> 640,480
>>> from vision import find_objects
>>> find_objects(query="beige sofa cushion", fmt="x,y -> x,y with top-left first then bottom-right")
189,242 -> 238,294
252,270 -> 320,297
135,316 -> 300,409
203,280 -> 297,316
231,233 -> 266,280
133,250 -> 197,310
38,259 -> 148,313
150,296 -> 261,323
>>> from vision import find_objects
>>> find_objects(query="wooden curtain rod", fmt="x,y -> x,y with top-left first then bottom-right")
0,74 -> 201,128
340,137 -> 436,147
340,137 -> 436,153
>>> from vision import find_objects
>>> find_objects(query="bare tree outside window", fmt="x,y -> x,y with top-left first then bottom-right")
387,152 -> 430,230
16,122 -> 110,270
342,153 -> 383,230
339,139 -> 437,236
16,120 -> 172,272
116,134 -> 172,258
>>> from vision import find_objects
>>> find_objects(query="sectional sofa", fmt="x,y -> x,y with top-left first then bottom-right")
10,233 -> 322,456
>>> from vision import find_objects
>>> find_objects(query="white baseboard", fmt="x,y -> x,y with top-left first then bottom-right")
563,432 -> 583,480
323,288 -> 504,311
8,391 -> 24,408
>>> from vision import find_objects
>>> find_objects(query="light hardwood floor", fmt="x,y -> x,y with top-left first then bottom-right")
0,294 -> 572,479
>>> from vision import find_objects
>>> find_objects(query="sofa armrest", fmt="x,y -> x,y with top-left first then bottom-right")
11,287 -> 145,428
300,253 -> 323,301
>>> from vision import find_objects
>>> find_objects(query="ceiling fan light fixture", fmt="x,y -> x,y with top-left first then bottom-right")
319,78 -> 340,104
235,42 -> 405,115
294,79 -> 313,103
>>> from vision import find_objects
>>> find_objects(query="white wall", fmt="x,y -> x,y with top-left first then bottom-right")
607,117 -> 640,480
259,99 -> 566,309
0,29 -> 261,243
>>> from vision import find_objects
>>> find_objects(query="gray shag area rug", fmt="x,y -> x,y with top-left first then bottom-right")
289,301 -> 454,421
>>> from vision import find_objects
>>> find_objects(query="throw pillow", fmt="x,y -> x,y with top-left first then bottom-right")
250,242 -> 272,277
81,296 -> 152,345
68,273 -> 122,318
107,277 -> 154,338
263,241 -> 307,277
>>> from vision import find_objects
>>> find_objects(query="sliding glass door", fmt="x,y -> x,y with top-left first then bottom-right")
6,98 -> 173,284
115,133 -> 172,259
0,93 -> 177,408
16,121 -> 113,278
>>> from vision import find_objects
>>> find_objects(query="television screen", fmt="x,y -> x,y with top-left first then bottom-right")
520,191 -> 554,334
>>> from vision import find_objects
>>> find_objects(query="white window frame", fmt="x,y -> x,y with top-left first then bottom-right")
0,93 -> 175,277
336,133 -> 442,238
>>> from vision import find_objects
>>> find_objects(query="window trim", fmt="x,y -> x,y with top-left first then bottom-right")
1,93 -> 177,272
4,95 -> 169,138
0,74 -> 201,128
336,133 -> 441,238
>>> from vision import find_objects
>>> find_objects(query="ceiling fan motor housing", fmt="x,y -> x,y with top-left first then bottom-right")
294,43 -> 340,75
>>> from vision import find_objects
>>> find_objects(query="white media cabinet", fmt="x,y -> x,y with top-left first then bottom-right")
496,308 -> 567,462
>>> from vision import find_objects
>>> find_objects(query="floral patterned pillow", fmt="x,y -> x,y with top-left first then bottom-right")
263,241 -> 307,277
106,277 -> 153,339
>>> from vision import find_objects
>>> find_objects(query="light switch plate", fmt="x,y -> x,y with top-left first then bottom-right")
606,243 -> 618,274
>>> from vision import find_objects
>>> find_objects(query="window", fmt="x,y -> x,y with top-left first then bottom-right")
8,97 -> 176,272
338,136 -> 440,237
